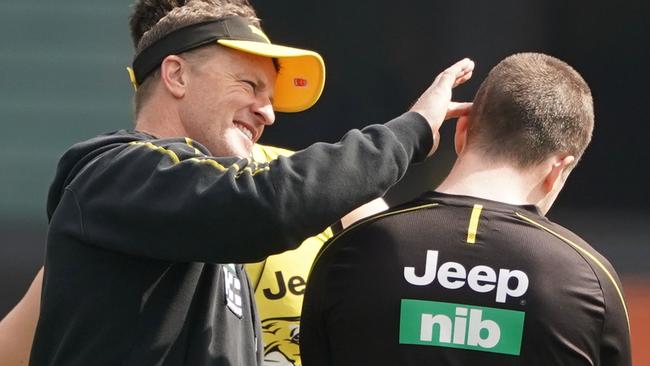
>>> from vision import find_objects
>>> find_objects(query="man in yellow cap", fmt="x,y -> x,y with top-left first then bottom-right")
0,150 -> 383,366
0,145 -> 385,366
26,0 -> 474,364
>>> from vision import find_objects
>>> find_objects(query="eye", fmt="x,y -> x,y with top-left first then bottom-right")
242,80 -> 257,92
289,326 -> 300,344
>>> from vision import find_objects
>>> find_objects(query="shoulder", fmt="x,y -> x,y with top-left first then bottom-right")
252,144 -> 295,163
514,211 -> 629,322
322,198 -> 438,251
311,198 -> 437,280
515,212 -> 621,283
66,130 -> 209,164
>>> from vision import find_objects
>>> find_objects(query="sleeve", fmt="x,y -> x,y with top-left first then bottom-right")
545,222 -> 633,366
58,112 -> 432,263
299,245 -> 332,366
598,261 -> 632,366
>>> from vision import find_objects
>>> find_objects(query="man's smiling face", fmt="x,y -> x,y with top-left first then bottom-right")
180,45 -> 277,158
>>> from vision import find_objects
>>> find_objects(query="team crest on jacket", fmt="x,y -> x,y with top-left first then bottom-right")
223,264 -> 243,318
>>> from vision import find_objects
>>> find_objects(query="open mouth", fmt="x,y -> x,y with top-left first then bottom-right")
234,121 -> 254,141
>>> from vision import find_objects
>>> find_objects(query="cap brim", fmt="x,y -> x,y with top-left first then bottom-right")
217,39 -> 325,113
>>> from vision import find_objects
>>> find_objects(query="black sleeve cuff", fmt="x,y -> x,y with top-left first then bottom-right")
384,111 -> 433,163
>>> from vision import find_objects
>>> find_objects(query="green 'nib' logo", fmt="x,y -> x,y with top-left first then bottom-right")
399,299 -> 525,355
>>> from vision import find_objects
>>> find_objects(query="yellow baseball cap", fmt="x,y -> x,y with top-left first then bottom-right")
128,16 -> 325,113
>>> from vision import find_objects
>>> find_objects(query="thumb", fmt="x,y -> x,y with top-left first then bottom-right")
446,102 -> 473,119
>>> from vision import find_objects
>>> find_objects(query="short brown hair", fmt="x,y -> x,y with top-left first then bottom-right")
129,0 -> 260,114
467,53 -> 594,168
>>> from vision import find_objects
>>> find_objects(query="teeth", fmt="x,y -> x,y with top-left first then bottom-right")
236,123 -> 253,140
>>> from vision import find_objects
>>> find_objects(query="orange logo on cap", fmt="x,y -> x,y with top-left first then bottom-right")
293,78 -> 308,87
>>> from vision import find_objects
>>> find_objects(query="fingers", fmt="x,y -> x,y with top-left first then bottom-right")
434,58 -> 475,90
450,58 -> 475,77
446,102 -> 473,119
409,57 -> 475,155
453,71 -> 473,88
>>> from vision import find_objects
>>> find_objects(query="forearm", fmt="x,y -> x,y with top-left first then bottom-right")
254,113 -> 431,255
340,198 -> 389,229
0,267 -> 43,366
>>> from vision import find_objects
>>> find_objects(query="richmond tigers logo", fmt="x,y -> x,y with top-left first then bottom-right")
261,317 -> 301,365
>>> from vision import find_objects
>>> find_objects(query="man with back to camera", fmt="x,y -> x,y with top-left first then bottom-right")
301,53 -> 631,366
28,0 -> 475,364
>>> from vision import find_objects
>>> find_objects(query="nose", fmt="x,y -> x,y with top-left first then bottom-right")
252,96 -> 275,126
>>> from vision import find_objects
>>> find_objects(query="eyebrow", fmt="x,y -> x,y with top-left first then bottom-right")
236,73 -> 274,102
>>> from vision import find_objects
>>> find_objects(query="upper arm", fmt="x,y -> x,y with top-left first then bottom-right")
598,267 -> 632,365
63,140 -> 292,263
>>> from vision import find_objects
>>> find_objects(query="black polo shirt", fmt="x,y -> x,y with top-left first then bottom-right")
301,191 -> 631,366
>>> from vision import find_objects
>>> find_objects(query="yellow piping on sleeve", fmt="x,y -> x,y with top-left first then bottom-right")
130,141 -> 180,164
310,203 -> 439,277
130,141 -> 276,177
515,212 -> 630,329
188,157 -> 228,172
184,137 -> 203,155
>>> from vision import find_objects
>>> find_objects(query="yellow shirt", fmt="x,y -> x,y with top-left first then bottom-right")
246,145 -> 332,366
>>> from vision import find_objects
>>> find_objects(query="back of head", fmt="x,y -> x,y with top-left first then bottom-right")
466,53 -> 594,168
129,0 -> 260,112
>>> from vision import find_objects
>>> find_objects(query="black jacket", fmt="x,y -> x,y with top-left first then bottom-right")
30,112 -> 432,365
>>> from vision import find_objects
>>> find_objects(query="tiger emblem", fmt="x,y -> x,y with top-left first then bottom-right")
261,316 -> 301,365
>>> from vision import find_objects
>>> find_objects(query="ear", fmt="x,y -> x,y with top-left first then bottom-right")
160,55 -> 188,99
543,155 -> 576,193
454,115 -> 469,155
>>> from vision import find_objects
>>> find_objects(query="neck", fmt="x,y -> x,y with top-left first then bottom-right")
134,97 -> 185,138
436,150 -> 545,206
